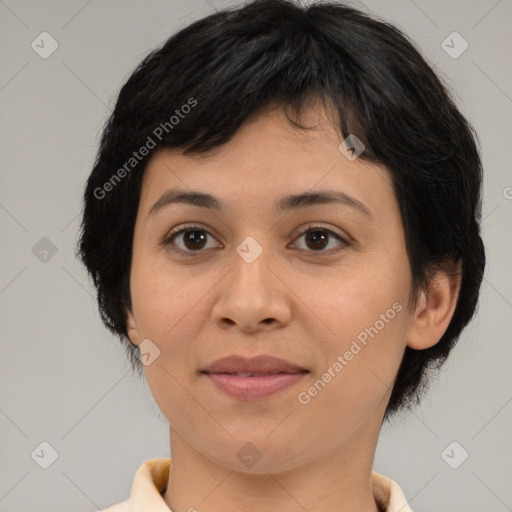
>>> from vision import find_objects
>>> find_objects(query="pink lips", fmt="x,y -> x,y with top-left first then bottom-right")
202,355 -> 308,401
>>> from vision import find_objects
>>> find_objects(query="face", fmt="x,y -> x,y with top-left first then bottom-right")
127,103 -> 418,474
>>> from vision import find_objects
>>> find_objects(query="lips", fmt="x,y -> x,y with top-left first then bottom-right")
202,354 -> 308,375
201,355 -> 308,401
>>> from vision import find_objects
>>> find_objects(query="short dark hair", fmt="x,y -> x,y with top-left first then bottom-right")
77,0 -> 485,420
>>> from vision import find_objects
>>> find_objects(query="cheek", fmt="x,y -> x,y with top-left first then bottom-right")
130,251 -> 208,341
293,249 -> 410,343
294,304 -> 409,451
130,255 -> 220,410
294,257 -> 410,415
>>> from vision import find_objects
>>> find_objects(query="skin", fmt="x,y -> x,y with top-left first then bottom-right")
126,101 -> 461,512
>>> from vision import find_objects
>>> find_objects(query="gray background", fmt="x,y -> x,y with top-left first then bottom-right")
1,0 -> 511,511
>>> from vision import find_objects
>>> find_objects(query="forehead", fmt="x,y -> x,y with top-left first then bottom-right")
138,106 -> 394,217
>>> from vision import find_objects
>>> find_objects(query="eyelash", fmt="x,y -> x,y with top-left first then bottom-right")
161,223 -> 350,257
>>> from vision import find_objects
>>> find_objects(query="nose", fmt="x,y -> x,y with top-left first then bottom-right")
211,245 -> 292,333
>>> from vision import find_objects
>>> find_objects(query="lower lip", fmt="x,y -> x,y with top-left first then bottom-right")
205,372 -> 307,400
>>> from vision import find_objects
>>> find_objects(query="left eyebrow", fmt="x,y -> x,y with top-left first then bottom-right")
277,190 -> 373,219
148,188 -> 373,219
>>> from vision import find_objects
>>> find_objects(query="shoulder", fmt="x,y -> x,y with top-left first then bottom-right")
100,501 -> 131,512
372,471 -> 414,512
100,458 -> 171,512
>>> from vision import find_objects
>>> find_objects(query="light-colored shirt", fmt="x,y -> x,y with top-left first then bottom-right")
101,458 -> 413,512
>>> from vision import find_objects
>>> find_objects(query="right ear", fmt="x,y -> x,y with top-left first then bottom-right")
126,309 -> 140,346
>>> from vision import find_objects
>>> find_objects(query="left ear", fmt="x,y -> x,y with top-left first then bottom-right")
406,262 -> 462,350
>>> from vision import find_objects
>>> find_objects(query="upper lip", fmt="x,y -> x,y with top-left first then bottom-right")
202,355 -> 308,374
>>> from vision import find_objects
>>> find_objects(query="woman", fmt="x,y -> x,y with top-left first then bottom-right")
77,1 -> 485,510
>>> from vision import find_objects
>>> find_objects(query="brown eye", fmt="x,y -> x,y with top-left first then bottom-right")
305,230 -> 330,250
292,226 -> 349,254
162,223 -> 349,257
163,226 -> 220,255
179,229 -> 209,251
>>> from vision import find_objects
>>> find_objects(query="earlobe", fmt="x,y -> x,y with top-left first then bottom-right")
406,264 -> 462,350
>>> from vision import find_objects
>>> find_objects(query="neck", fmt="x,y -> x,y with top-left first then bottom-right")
163,420 -> 383,512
